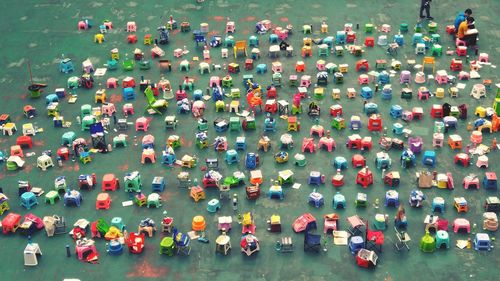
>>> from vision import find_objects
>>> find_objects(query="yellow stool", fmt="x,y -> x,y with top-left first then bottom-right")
110,48 -> 119,60
94,34 -> 104,44
435,88 -> 445,98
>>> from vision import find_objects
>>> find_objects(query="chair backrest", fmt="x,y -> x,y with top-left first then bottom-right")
235,40 -> 246,49
144,87 -> 157,104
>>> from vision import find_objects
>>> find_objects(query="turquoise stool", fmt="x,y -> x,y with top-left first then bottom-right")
45,94 -> 59,105
431,197 -> 445,213
323,37 -> 334,49
224,36 -> 235,47
61,131 -> 76,146
394,34 -> 404,46
400,23 -> 408,33
256,64 -> 267,74
225,149 -> 239,165
333,156 -> 348,170
248,35 -> 259,47
193,89 -> 203,100
21,192 -> 38,210
412,33 -> 423,45
435,230 -> 449,249
364,103 -> 378,115
107,59 -> 118,70
333,192 -> 346,209
361,87 -> 373,99
80,104 -> 92,118
207,198 -> 221,213
269,34 -> 279,44
111,217 -> 125,232
392,123 -> 404,135
431,34 -> 440,43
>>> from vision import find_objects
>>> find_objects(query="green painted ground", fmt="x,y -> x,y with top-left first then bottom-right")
0,0 -> 499,280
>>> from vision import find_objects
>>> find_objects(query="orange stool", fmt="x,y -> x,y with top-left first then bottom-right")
295,61 -> 305,72
192,215 -> 206,231
448,134 -> 462,150
190,186 -> 206,202
96,193 -> 111,210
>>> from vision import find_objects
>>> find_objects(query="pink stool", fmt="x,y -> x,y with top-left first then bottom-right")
435,70 -> 448,85
310,125 -> 325,137
300,75 -> 311,88
463,175 -> 480,189
318,136 -> 336,152
470,130 -> 483,145
225,21 -> 235,33
135,117 -> 150,132
358,74 -> 369,85
458,71 -> 470,80
174,48 -> 183,58
209,76 -> 221,87
141,148 -> 156,164
456,46 -> 467,56
126,21 -> 137,32
78,21 -> 87,30
103,21 -> 113,29
453,218 -> 470,233
316,60 -> 326,71
478,53 -> 489,63
102,103 -> 116,116
455,38 -> 466,47
106,78 -> 118,89
476,155 -> 488,168
122,103 -> 134,115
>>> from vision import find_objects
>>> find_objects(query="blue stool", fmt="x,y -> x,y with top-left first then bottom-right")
323,37 -> 334,49
256,64 -> 267,74
248,35 -> 259,47
264,117 -> 276,132
378,71 -> 390,84
474,233 -> 492,251
21,192 -> 38,209
107,240 -> 124,255
111,217 -> 126,232
225,149 -> 239,164
333,156 -> 348,170
390,105 -> 403,118
152,176 -> 166,192
361,86 -> 373,99
308,171 -> 323,186
432,197 -> 445,213
349,236 -> 364,255
333,192 -> 346,209
268,185 -> 284,200
412,33 -> 423,45
269,34 -> 279,43
59,58 -> 74,73
364,102 -> 378,115
123,87 -> 136,101
45,94 -> 59,105
245,153 -> 258,169
335,31 -> 346,44
193,89 -> 203,100
385,190 -> 399,207
394,34 -> 404,46
161,152 -> 176,165
436,230 -> 450,249
422,150 -> 436,167
235,137 -> 247,151
308,189 -> 324,208
207,198 -> 221,213
392,123 -> 404,135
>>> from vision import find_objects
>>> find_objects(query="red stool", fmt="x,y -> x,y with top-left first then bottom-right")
450,59 -> 462,72
96,193 -> 112,210
355,59 -> 369,72
102,174 -> 119,191
352,154 -> 366,168
446,25 -> 455,35
16,136 -> 33,149
122,77 -> 136,88
346,32 -> 356,43
361,137 -> 373,151
430,104 -> 443,118
57,147 -> 70,160
364,37 -> 375,47
329,104 -> 343,117
245,59 -> 254,70
456,46 -> 467,56
295,61 -> 305,72
127,34 -> 138,44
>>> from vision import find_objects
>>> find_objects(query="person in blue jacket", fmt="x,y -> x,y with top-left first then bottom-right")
454,9 -> 472,30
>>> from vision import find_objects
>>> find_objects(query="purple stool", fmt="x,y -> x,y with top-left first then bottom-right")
400,70 -> 411,84
408,137 -> 423,154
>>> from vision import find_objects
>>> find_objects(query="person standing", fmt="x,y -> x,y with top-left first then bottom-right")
419,0 -> 433,20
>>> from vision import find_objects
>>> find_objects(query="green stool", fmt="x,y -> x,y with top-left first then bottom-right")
431,44 -> 442,57
291,105 -> 302,115
428,22 -> 438,33
248,35 -> 259,47
113,135 -> 127,148
294,154 -> 307,167
244,117 -> 256,130
215,100 -> 225,112
61,131 -> 76,146
289,75 -> 298,87
222,77 -> 233,88
331,117 -> 345,130
373,214 -> 387,230
147,193 -> 162,208
325,63 -> 338,74
139,60 -> 151,70
81,116 -> 96,131
80,104 -> 92,118
160,237 -> 176,256
420,231 -> 436,252
179,60 -> 190,71
318,46 -> 329,57
198,119 -> 208,131
229,117 -> 241,131
122,59 -> 135,71
435,230 -> 449,249
67,76 -> 80,89
45,190 -> 61,205
303,24 -> 312,34
365,23 -> 374,33
400,23 -> 409,33
224,36 -> 235,47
